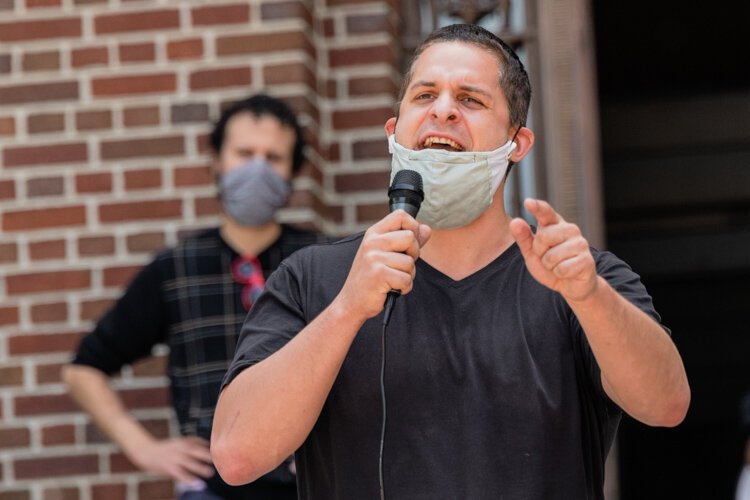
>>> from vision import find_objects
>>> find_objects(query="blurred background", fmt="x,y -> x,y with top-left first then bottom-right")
0,0 -> 748,499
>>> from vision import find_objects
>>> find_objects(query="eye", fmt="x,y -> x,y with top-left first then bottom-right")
414,93 -> 435,101
460,96 -> 484,107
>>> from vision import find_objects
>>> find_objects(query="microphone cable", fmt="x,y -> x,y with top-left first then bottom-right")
378,318 -> 388,500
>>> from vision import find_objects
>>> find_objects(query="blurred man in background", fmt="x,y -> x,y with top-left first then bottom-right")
64,94 -> 324,499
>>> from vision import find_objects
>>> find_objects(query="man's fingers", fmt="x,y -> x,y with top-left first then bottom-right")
509,217 -> 534,257
524,198 -> 563,227
540,237 -> 590,272
178,457 -> 215,478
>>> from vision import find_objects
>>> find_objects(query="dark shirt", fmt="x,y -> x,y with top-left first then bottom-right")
225,234 -> 668,500
73,225 -> 324,498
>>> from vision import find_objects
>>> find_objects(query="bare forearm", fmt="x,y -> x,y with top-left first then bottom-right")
62,364 -> 155,451
568,277 -> 690,426
211,299 -> 364,485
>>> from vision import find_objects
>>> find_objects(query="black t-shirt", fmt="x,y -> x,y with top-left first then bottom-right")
225,233 -> 667,500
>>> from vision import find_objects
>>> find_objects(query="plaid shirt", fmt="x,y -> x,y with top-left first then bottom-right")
73,225 -> 326,439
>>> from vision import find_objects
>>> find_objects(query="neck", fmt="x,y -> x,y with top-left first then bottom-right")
220,216 -> 282,256
419,194 -> 515,281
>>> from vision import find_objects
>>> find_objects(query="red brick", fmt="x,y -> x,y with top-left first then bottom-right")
30,302 -> 68,323
0,427 -> 30,448
99,199 -> 182,223
29,239 -> 66,260
191,4 -> 250,26
101,136 -> 183,159
334,171 -> 389,192
261,1 -> 310,22
332,106 -> 392,130
263,62 -> 314,86
0,18 -> 81,42
329,44 -> 395,67
0,53 -> 10,73
346,12 -> 391,34
3,142 -> 86,167
71,47 -> 108,68
357,201 -> 389,222
126,232 -> 165,253
0,116 -> 15,135
196,132 -> 211,154
171,103 -> 209,124
0,181 -> 15,201
8,332 -> 80,355
27,0 -> 63,7
22,50 -> 60,71
27,176 -> 65,198
27,113 -> 65,134
137,479 -> 173,499
36,362 -> 67,384
14,393 -> 79,416
109,452 -> 139,473
124,168 -> 162,190
132,355 -> 168,377
95,9 -> 180,34
0,81 -> 78,104
41,424 -> 76,445
78,235 -> 115,256
349,75 -> 397,96
353,138 -> 389,159
123,105 -> 160,127
216,31 -> 310,56
322,17 -> 335,37
195,196 -> 221,216
0,490 -> 31,500
76,172 -> 112,193
14,455 -> 98,479
120,387 -> 169,409
167,38 -> 203,60
92,73 -> 175,97
91,484 -> 126,500
6,270 -> 90,295
175,165 -> 212,187
119,42 -> 155,62
0,306 -> 19,326
76,110 -> 112,130
2,206 -> 86,231
80,299 -> 114,321
103,265 -> 141,287
0,366 -> 24,387
189,67 -> 251,90
42,487 -> 79,500
0,242 -> 18,263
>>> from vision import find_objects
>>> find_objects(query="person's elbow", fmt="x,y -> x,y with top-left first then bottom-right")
211,434 -> 267,486
657,382 -> 691,427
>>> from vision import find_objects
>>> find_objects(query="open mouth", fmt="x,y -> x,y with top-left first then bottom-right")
422,136 -> 464,152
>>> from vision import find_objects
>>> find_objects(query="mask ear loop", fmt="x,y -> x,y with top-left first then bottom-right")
503,126 -> 523,181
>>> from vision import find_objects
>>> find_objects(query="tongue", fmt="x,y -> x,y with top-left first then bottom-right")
428,144 -> 458,151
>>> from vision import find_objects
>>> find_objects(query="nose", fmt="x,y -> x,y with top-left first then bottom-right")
430,92 -> 458,123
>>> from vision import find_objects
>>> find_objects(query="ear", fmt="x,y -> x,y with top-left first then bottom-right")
384,117 -> 397,136
509,126 -> 534,164
209,154 -> 222,179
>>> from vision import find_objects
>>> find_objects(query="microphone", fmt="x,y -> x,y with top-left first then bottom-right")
382,170 -> 424,326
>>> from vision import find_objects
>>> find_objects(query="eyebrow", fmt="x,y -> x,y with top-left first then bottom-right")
409,80 -> 493,99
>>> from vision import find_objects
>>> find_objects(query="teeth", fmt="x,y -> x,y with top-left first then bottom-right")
423,136 -> 462,151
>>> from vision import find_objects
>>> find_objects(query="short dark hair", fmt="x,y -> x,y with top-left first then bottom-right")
399,24 -> 531,128
209,94 -> 306,174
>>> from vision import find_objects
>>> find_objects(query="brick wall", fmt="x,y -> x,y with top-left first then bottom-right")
0,0 -> 400,498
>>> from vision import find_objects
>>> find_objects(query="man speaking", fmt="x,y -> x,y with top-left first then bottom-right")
211,24 -> 690,499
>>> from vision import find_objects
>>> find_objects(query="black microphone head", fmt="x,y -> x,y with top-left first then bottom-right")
388,169 -> 424,218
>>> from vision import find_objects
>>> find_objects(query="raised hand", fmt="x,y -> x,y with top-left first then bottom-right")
509,198 -> 598,303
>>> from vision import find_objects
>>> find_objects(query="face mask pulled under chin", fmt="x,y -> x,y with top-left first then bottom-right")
218,159 -> 291,227
388,135 -> 517,229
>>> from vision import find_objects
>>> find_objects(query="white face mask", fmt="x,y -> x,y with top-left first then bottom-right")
388,135 -> 517,229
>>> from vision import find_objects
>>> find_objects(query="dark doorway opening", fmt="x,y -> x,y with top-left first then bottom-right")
593,2 -> 750,498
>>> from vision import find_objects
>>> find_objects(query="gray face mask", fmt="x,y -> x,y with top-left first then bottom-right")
388,135 -> 516,229
218,159 -> 291,227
